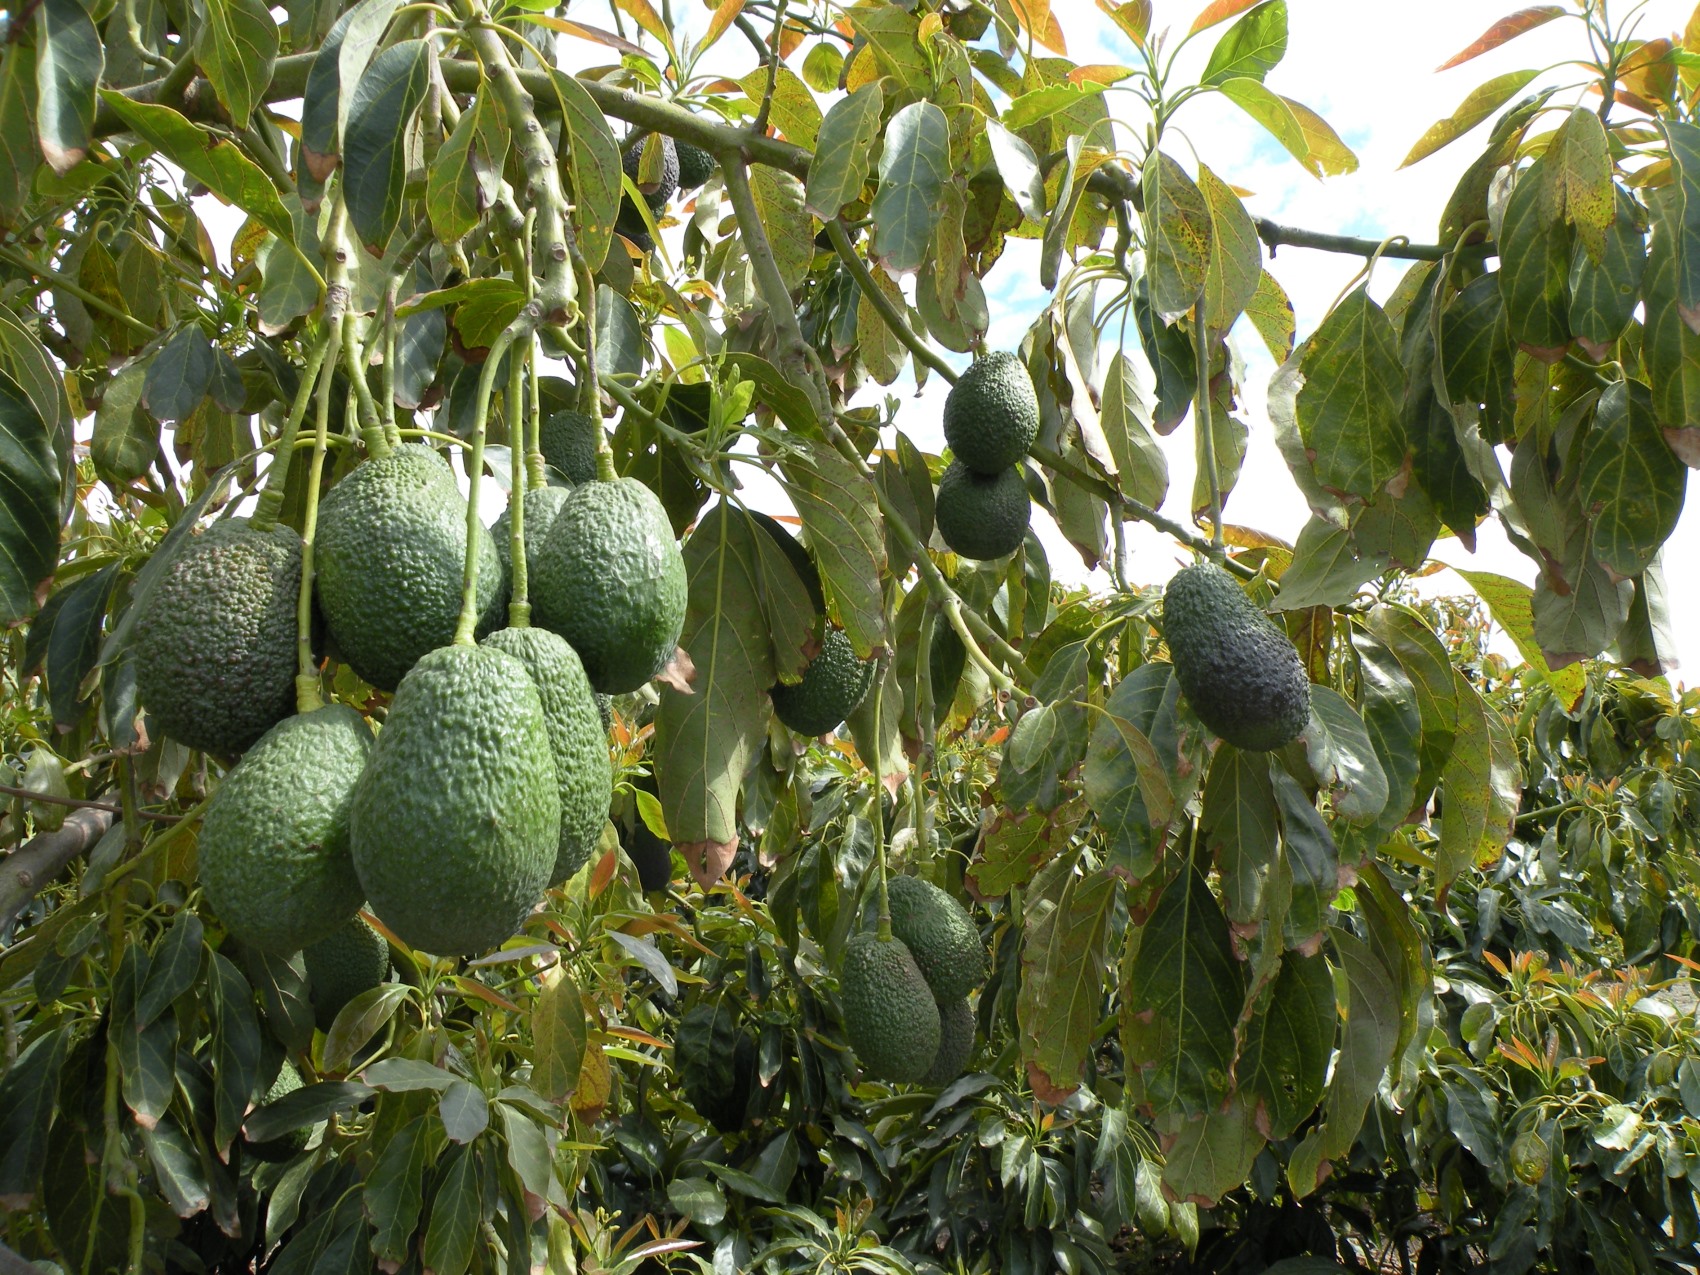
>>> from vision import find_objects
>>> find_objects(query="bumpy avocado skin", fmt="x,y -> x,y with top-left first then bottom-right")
923,997 -> 976,1086
943,351 -> 1040,474
885,875 -> 988,1003
532,478 -> 687,694
623,135 -> 679,211
198,705 -> 372,954
839,932 -> 941,1084
769,628 -> 875,736
246,1060 -> 309,1161
132,518 -> 301,756
538,410 -> 601,486
350,645 -> 558,955
483,627 -> 612,885
675,142 -> 717,191
492,486 -> 571,587
303,915 -> 391,1031
934,460 -> 1030,560
1161,562 -> 1312,752
314,446 -> 506,691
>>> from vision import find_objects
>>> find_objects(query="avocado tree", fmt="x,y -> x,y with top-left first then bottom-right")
2,0 -> 1698,1268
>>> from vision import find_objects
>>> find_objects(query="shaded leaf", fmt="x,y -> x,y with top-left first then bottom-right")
1296,286 -> 1406,500
438,1080 -> 489,1144
343,39 -> 431,252
0,368 -> 60,627
1197,161 -> 1260,332
779,440 -> 885,657
1580,378 -> 1684,579
870,101 -> 951,276
1200,745 -> 1279,926
1017,861 -> 1114,1104
1141,150 -> 1211,322
35,0 -> 102,173
550,70 -> 623,271
1300,686 -> 1389,824
1101,351 -> 1167,508
1160,1094 -> 1263,1204
1239,952 -> 1333,1140
1498,158 -> 1573,354
195,0 -> 278,128
1542,107 -> 1612,261
1435,671 -> 1519,890
806,82 -> 883,220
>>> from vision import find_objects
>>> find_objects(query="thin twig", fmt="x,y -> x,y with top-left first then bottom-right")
0,783 -> 180,822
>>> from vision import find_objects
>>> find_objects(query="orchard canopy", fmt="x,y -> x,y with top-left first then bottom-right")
7,0 -> 1700,1272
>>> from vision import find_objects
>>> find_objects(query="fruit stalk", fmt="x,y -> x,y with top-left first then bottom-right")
507,343 -> 530,628
1194,294 -> 1224,553
456,324 -> 526,645
248,321 -> 333,534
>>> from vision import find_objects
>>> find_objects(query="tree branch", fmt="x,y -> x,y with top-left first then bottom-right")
0,783 -> 180,822
1253,218 -> 1489,262
1,807 -> 114,933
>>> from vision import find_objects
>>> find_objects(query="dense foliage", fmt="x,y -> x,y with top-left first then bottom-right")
5,0 -> 1700,1271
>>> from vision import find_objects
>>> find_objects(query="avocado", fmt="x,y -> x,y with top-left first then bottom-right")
934,460 -> 1030,560
943,351 -> 1039,474
492,486 -> 570,590
614,202 -> 655,253
302,914 -> 391,1031
839,932 -> 941,1084
350,644 -> 558,955
623,135 -> 679,212
1161,561 -> 1311,752
538,410 -> 601,485
314,446 -> 506,691
922,997 -> 975,1086
675,142 -> 717,191
675,999 -> 755,1133
531,478 -> 687,695
198,705 -> 372,953
483,626 -> 612,885
884,875 -> 987,1003
131,518 -> 300,756
769,628 -> 875,736
245,1059 -> 310,1161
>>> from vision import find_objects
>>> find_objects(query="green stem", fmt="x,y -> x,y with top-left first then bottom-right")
872,654 -> 891,942
0,243 -> 158,338
454,324 -> 526,645
250,331 -> 332,532
1194,297 -> 1224,553
824,219 -> 959,385
913,603 -> 936,862
507,346 -> 530,628
526,335 -> 547,489
296,330 -> 342,711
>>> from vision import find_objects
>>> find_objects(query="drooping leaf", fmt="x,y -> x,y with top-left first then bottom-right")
1580,378 -> 1685,579
1200,745 -> 1278,926
1018,859 -> 1116,1102
143,325 -> 215,423
0,1029 -> 69,1203
1159,1094 -> 1264,1204
1101,352 -> 1168,509
1300,686 -> 1389,825
0,368 -> 60,627
342,39 -> 431,252
1141,150 -> 1212,323
1245,268 -> 1295,362
1239,952 -> 1334,1140
209,952 -> 263,1155
1498,158 -> 1573,355
1452,569 -> 1585,708
870,101 -> 951,276
1122,861 -> 1245,1116
195,0 -> 278,129
421,1146 -> 480,1275
549,71 -> 622,271
1435,671 -> 1519,891
1567,186 -> 1646,356
1365,604 -> 1458,809
1271,768 -> 1337,948
1435,5 -> 1565,70
1334,627 -> 1424,859
1399,69 -> 1540,168
806,82 -> 883,220
1295,286 -> 1406,501
531,970 -> 587,1101
750,166 -> 814,290
1645,187 -> 1700,437
364,1115 -> 438,1265
1197,161 -> 1260,333
1134,280 -> 1195,432
984,116 -> 1046,223
35,0 -> 102,174
1541,107 -> 1612,261
779,440 -> 885,658
427,88 -> 507,245
0,45 -> 41,227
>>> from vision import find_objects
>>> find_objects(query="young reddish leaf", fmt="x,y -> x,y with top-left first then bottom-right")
701,0 -> 745,51
526,17 -> 647,55
1435,6 -> 1565,72
616,0 -> 675,54
1188,0 -> 1259,37
1619,37 -> 1676,108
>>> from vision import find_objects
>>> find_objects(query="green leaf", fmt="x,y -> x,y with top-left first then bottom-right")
1335,627 -> 1424,859
421,1146 -> 481,1275
1541,107 -> 1612,261
870,100 -> 950,276
298,5 -> 358,175
984,116 -> 1046,222
1159,1094 -> 1263,1204
136,911 -> 203,1026
209,952 -> 263,1155
362,1058 -> 460,1092
243,1079 -> 372,1142
1617,554 -> 1680,676
1498,159 -> 1573,355
531,970 -> 586,1101
1197,161 -> 1260,333
35,0 -> 102,174
1006,83 -> 1104,129
1215,78 -> 1355,177
1580,378 -> 1684,578
1365,604 -> 1458,809
333,0 -> 405,145
846,2 -> 929,89
1269,517 -> 1384,611
1017,859 -> 1116,1102
1122,861 -> 1245,1116
739,65 -> 820,150
1660,120 -> 1700,326
438,1080 -> 489,1143
1271,767 -> 1337,947
93,358 -> 158,482
751,166 -> 814,290
1530,542 -> 1633,665
806,82 -> 883,220
144,325 -> 214,423
0,1028 -> 68,1202
1299,686 -> 1388,824
1200,746 -> 1278,927
1101,352 -> 1167,509
343,39 -> 431,253
0,367 -> 60,627
1240,953 -> 1333,1140
1200,0 -> 1286,86
99,93 -> 296,242
1141,150 -> 1211,323
1246,268 -> 1295,362
137,1119 -> 209,1218
1134,281 -> 1195,433
1435,671 -> 1518,891
1191,374 -> 1247,522
43,563 -> 116,730
1398,69 -> 1539,168
0,44 -> 41,228
1288,927 -> 1399,1196
1295,285 -> 1406,500
323,982 -> 411,1072
1439,271 -> 1513,405
1083,664 -> 1184,879
427,87 -> 507,245
1645,188 -> 1700,436
1567,186 -> 1645,354
497,1103 -> 555,1201
593,283 -> 642,380
551,72 -> 623,271
779,440 -> 885,658
654,505 -> 796,871
194,0 -> 277,129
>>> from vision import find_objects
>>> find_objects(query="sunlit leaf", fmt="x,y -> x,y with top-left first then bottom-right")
1399,69 -> 1540,168
1435,5 -> 1565,71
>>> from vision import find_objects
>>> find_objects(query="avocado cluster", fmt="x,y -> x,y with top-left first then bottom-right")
936,352 -> 1037,559
1161,561 -> 1311,752
615,136 -> 718,252
839,877 -> 988,1084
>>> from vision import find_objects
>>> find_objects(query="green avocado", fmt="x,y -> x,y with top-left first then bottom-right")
245,1059 -> 309,1161
538,410 -> 601,485
531,478 -> 687,694
198,705 -> 372,953
839,932 -> 941,1084
492,486 -> 571,589
923,997 -> 976,1086
132,518 -> 301,756
934,460 -> 1030,560
302,915 -> 391,1031
884,875 -> 987,1004
314,446 -> 506,691
943,351 -> 1039,474
675,142 -> 717,191
483,627 -> 612,885
350,644 -> 558,955
1161,561 -> 1311,752
769,628 -> 875,736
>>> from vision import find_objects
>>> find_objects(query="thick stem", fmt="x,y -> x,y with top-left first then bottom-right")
249,327 -> 332,531
0,808 -> 114,938
1195,297 -> 1224,553
507,347 -> 530,628
454,324 -> 526,644
1254,217 -> 1485,262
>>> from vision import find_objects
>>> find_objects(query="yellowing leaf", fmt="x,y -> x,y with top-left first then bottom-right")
1010,0 -> 1066,53
1400,69 -> 1540,168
